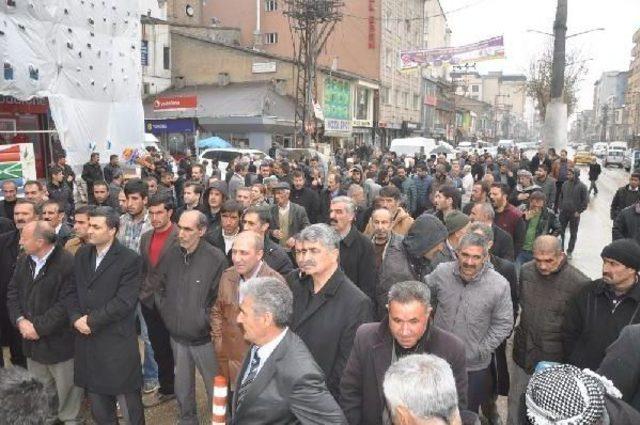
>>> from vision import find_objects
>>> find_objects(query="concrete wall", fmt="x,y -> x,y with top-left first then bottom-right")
171,32 -> 297,95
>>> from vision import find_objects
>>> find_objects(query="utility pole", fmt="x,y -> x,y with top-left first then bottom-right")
542,0 -> 568,151
284,0 -> 344,148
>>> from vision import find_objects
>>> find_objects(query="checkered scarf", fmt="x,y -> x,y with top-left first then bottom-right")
525,365 -> 622,425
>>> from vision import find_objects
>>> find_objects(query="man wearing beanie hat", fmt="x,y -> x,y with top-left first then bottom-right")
563,238 -> 640,370
375,214 -> 449,319
444,211 -> 471,260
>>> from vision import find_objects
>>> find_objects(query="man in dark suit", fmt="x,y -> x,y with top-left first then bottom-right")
66,207 -> 144,424
0,180 -> 18,223
330,196 -> 378,300
340,281 -> 468,425
470,202 -> 515,261
288,224 -> 373,397
232,276 -> 346,424
6,221 -> 83,423
139,196 -> 178,406
290,170 -> 321,223
242,206 -> 294,276
0,199 -> 38,368
41,200 -> 73,246
271,182 -> 310,251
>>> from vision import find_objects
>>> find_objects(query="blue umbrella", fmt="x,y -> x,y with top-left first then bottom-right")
197,136 -> 231,149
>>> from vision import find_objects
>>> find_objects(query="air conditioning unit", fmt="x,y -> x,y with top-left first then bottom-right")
211,17 -> 221,26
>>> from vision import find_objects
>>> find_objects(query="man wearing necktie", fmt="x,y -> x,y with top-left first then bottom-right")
231,276 -> 346,424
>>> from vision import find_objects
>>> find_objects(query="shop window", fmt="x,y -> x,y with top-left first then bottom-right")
355,87 -> 370,120
163,46 -> 170,70
265,0 -> 277,11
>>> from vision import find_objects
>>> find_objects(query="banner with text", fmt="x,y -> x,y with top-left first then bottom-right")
399,36 -> 505,70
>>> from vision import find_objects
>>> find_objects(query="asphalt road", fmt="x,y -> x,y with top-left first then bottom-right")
3,161 -> 632,424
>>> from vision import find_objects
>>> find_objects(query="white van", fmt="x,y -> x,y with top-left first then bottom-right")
604,143 -> 626,168
389,138 -> 437,157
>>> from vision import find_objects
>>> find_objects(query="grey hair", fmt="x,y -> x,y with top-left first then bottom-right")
347,184 -> 364,197
473,202 -> 495,221
458,232 -> 489,256
388,281 -> 431,308
383,354 -> 459,422
467,222 -> 494,242
239,277 -> 293,328
298,223 -> 341,250
331,195 -> 356,215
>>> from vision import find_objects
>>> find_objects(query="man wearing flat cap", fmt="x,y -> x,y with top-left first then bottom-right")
270,181 -> 310,251
563,238 -> 640,370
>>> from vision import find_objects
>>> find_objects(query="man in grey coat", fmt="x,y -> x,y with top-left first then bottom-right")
558,168 -> 589,257
425,232 -> 513,414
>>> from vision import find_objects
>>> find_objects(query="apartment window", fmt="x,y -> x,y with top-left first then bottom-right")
143,83 -> 150,95
385,10 -> 392,32
403,92 -> 409,109
392,89 -> 398,106
413,94 -> 420,110
163,46 -> 170,70
471,84 -> 479,93
264,33 -> 279,44
265,0 -> 277,11
385,48 -> 393,69
381,87 -> 390,105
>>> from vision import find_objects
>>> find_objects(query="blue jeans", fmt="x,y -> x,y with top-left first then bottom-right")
137,304 -> 159,384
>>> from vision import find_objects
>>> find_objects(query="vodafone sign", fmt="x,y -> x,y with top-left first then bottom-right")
153,95 -> 197,111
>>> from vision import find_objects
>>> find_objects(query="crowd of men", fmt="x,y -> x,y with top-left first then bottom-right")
1,144 -> 640,425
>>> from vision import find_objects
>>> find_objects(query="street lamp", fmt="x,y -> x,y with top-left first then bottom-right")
526,27 -> 604,39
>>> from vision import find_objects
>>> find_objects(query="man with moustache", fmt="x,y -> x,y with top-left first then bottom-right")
211,231 -> 285,395
65,206 -> 94,255
0,199 -> 39,368
288,224 -> 373,398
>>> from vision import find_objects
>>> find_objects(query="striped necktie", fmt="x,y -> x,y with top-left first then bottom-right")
236,346 -> 261,408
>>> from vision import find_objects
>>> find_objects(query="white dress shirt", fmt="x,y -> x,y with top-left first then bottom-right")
243,327 -> 289,381
31,246 -> 55,278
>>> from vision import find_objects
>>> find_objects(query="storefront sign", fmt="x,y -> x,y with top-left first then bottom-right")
324,78 -> 351,120
153,95 -> 197,111
352,119 -> 372,127
0,96 -> 48,114
424,95 -> 438,106
252,62 -> 277,74
141,40 -> 149,66
145,118 -> 194,134
368,0 -> 375,49
325,118 -> 353,134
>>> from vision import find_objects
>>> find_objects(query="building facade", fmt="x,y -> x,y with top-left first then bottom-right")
593,71 -> 629,142
625,28 -> 640,143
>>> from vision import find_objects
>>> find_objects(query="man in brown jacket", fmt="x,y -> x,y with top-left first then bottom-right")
64,205 -> 93,255
211,231 -> 284,391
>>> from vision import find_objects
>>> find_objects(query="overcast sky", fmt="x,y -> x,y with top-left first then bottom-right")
439,0 -> 640,113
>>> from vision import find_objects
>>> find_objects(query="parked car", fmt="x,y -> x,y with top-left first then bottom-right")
624,149 -> 640,172
198,148 -> 270,176
276,147 -> 332,179
604,147 -> 626,168
593,142 -> 608,158
389,137 -> 437,157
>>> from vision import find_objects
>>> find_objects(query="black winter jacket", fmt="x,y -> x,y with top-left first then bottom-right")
612,203 -> 640,243
7,245 -> 75,364
156,241 -> 227,345
611,185 -> 640,220
562,279 -> 640,370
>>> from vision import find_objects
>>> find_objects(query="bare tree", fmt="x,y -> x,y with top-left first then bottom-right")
526,46 -> 588,119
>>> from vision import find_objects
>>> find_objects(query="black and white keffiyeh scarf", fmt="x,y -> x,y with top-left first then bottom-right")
525,364 -> 622,425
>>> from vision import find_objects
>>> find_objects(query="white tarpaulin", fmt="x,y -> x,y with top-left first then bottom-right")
0,0 -> 143,166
